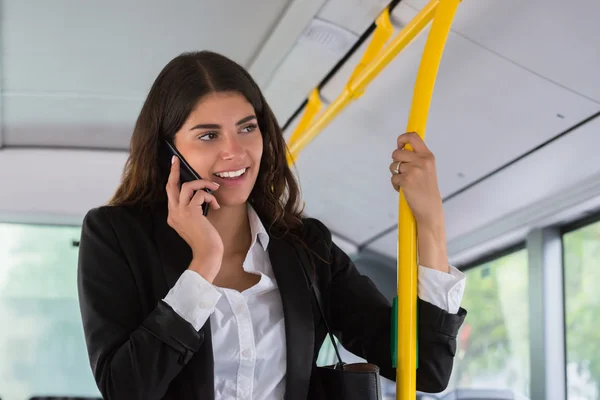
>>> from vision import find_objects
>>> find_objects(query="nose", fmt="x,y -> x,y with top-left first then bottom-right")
220,133 -> 245,161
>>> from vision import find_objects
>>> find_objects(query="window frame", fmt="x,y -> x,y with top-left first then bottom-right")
560,211 -> 600,400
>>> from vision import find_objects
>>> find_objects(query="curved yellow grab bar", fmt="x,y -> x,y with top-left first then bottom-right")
346,8 -> 394,99
287,3 -> 438,161
287,89 -> 323,165
396,1 -> 461,399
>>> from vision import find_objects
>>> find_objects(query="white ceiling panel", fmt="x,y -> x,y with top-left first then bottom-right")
2,0 -> 291,95
404,0 -> 600,102
295,25 -> 599,244
3,94 -> 140,148
366,113 -> 600,263
444,114 -> 600,249
317,0 -> 389,35
248,0 -> 328,89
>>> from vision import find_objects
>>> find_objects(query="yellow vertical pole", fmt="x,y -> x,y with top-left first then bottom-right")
396,1 -> 461,399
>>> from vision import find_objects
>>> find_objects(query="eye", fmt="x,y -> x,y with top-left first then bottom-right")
240,123 -> 258,133
198,132 -> 218,141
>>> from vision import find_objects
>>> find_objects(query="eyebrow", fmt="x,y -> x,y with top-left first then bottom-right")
190,115 -> 257,131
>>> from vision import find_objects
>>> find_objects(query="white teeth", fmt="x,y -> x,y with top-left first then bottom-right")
215,168 -> 246,178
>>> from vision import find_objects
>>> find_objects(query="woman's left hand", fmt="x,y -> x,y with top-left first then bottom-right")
389,132 -> 444,228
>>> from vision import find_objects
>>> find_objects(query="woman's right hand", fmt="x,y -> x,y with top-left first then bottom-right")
166,156 -> 223,282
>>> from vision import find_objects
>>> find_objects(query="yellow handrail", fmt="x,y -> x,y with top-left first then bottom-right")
287,89 -> 323,165
287,3 -> 437,161
396,1 -> 460,399
346,8 -> 394,99
287,8 -> 394,165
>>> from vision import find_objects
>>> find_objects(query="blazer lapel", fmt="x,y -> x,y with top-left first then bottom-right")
150,203 -> 194,289
268,235 -> 315,400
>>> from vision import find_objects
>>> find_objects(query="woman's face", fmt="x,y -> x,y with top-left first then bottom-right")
173,91 -> 263,208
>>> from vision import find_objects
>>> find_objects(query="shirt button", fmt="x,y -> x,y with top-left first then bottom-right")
199,302 -> 208,308
242,349 -> 251,358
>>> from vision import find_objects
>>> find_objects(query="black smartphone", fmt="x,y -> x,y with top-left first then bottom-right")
164,140 -> 211,216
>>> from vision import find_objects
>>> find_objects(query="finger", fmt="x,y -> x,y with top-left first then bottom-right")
179,180 -> 220,206
391,163 -> 417,185
190,190 -> 221,210
166,156 -> 181,208
391,173 -> 401,191
391,148 -> 420,164
389,160 -> 407,175
397,132 -> 430,154
391,171 -> 409,191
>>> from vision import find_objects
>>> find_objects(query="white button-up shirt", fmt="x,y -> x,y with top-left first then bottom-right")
164,205 -> 465,400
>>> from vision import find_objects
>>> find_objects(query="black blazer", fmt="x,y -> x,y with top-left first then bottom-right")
77,203 -> 466,400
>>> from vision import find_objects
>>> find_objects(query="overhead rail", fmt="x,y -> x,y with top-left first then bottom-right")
286,3 -> 437,162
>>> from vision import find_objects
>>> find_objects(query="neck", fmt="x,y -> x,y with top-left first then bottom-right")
207,203 -> 252,256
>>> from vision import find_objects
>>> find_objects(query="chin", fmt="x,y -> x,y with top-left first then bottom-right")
218,198 -> 250,208
214,191 -> 252,208
212,173 -> 259,208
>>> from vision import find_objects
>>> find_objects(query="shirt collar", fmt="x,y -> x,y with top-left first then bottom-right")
247,203 -> 269,251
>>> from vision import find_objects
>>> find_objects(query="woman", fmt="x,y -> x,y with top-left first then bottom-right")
77,51 -> 466,400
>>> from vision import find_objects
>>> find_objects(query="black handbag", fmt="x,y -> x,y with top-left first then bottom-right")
293,241 -> 382,400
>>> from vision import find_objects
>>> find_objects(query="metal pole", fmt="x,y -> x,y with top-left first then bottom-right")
396,1 -> 461,399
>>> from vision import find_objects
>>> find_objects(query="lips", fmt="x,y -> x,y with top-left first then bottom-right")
212,167 -> 250,186
214,167 -> 247,179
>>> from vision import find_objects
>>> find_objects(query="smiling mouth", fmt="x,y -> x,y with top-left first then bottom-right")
213,167 -> 248,180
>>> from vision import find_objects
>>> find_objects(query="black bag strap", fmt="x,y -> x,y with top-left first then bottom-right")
292,240 -> 345,369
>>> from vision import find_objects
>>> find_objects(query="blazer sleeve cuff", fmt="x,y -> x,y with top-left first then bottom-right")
418,297 -> 467,337
141,300 -> 206,365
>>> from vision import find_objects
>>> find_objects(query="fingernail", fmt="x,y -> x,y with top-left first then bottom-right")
171,156 -> 176,164
213,182 -> 220,187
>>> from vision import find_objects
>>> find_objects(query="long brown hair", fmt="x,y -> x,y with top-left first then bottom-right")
109,51 -> 304,236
